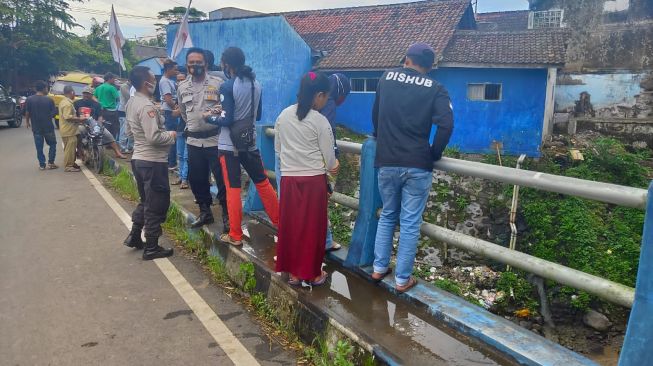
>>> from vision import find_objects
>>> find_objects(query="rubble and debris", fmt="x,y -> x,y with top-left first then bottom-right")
583,309 -> 613,332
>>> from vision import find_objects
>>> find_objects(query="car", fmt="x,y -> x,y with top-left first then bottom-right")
48,72 -> 95,126
0,83 -> 22,128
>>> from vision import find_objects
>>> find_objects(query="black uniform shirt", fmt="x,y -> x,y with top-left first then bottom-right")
372,67 -> 454,171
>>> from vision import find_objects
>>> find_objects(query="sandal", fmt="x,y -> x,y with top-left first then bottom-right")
309,271 -> 329,286
220,233 -> 243,246
171,179 -> 182,186
180,182 -> 189,189
371,268 -> 392,283
326,243 -> 342,252
288,277 -> 301,286
395,277 -> 418,293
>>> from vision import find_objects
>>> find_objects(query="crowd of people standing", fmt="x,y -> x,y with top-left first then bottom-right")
24,41 -> 454,293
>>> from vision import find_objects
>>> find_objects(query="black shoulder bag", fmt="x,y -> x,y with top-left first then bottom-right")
229,80 -> 256,155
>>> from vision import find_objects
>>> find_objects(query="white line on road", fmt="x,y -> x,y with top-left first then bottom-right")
80,164 -> 261,366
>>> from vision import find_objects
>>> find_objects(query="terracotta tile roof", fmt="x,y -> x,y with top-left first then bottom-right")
441,29 -> 569,66
475,10 -> 530,31
284,0 -> 472,70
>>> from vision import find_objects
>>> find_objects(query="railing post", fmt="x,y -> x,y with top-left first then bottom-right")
344,137 -> 382,268
619,181 -> 653,365
244,125 -> 275,213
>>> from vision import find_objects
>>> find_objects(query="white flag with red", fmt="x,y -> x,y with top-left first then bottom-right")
170,0 -> 194,60
108,5 -> 126,71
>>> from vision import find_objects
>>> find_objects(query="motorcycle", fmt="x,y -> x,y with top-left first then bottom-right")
78,116 -> 107,174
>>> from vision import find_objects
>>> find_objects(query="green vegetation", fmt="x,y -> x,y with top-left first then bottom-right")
303,337 -> 375,366
239,262 -> 257,294
329,202 -> 355,246
335,126 -> 368,144
1,0 -> 139,90
495,272 -> 538,312
434,279 -> 462,296
479,138 -> 649,312
107,168 -> 139,202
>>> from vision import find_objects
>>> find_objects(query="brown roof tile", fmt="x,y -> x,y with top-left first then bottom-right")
284,0 -> 472,70
475,10 -> 530,31
441,29 -> 569,66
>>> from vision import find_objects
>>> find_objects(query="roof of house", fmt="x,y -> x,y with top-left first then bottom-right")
133,45 -> 167,61
475,10 -> 530,31
284,0 -> 473,70
441,29 -> 569,66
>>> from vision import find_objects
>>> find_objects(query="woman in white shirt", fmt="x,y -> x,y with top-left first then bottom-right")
274,72 -> 340,286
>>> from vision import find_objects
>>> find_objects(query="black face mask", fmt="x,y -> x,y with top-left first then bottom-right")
190,65 -> 205,77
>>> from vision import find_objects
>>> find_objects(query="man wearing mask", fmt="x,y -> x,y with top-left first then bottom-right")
123,66 -> 176,260
159,59 -> 180,171
58,86 -> 87,172
176,47 -> 229,230
371,43 -> 454,293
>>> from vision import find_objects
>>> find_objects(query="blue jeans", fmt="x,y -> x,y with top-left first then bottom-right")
118,116 -> 133,152
163,111 -> 178,168
176,136 -> 188,181
33,130 -> 57,167
373,167 -> 432,286
275,153 -> 334,248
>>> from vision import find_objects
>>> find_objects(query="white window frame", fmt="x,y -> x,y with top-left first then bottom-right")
350,78 -> 379,93
528,9 -> 564,29
467,83 -> 503,102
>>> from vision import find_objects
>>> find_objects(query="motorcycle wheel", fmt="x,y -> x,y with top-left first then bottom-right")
93,144 -> 105,174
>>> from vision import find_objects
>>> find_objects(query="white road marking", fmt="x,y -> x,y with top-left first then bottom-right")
81,164 -> 260,366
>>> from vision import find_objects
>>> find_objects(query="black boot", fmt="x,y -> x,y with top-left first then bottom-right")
142,237 -> 173,260
124,226 -> 144,249
190,203 -> 214,228
221,203 -> 230,234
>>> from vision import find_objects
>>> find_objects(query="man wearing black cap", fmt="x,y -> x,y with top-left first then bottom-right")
371,42 -> 454,293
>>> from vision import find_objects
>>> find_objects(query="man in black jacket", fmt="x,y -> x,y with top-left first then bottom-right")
371,42 -> 454,293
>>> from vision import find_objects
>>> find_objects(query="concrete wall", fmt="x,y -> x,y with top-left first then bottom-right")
337,68 -> 548,157
555,72 -> 649,112
528,0 -> 653,71
166,16 -> 313,125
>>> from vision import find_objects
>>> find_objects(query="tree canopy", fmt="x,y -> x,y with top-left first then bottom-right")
0,0 -> 137,92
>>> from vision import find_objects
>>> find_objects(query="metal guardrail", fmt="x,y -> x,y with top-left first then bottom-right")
265,127 -> 647,209
264,127 -> 642,308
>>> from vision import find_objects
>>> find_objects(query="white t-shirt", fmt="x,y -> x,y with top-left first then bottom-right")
274,104 -> 337,177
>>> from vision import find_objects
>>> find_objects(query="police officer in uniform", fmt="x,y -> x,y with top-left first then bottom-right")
177,47 -> 229,230
123,66 -> 176,260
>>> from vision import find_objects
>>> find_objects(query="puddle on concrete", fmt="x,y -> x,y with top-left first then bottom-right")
221,220 -> 512,366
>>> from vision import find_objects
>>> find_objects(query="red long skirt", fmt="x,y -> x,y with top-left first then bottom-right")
275,175 -> 328,281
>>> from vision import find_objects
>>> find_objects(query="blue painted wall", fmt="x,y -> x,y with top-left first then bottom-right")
167,16 -> 313,125
135,58 -> 163,76
555,72 -> 648,112
336,68 -> 547,156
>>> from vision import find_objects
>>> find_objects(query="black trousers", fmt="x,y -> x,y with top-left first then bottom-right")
131,160 -> 170,238
187,145 -> 227,206
101,109 -> 120,141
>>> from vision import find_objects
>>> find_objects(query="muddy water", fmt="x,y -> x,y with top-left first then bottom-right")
237,221 -> 513,366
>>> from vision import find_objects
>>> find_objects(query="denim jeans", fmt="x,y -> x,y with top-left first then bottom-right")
275,153 -> 335,248
163,110 -> 178,168
176,136 -> 189,181
33,130 -> 57,167
118,116 -> 133,152
373,167 -> 432,286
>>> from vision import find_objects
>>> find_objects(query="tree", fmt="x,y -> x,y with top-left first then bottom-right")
0,0 -> 82,89
154,6 -> 207,47
0,1 -> 137,91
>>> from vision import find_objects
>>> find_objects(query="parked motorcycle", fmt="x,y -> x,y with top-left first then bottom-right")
78,114 -> 107,174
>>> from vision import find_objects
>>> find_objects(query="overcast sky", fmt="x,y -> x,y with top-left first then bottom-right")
71,0 -> 529,39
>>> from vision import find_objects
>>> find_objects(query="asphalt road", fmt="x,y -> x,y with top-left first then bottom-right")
0,125 -> 295,366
